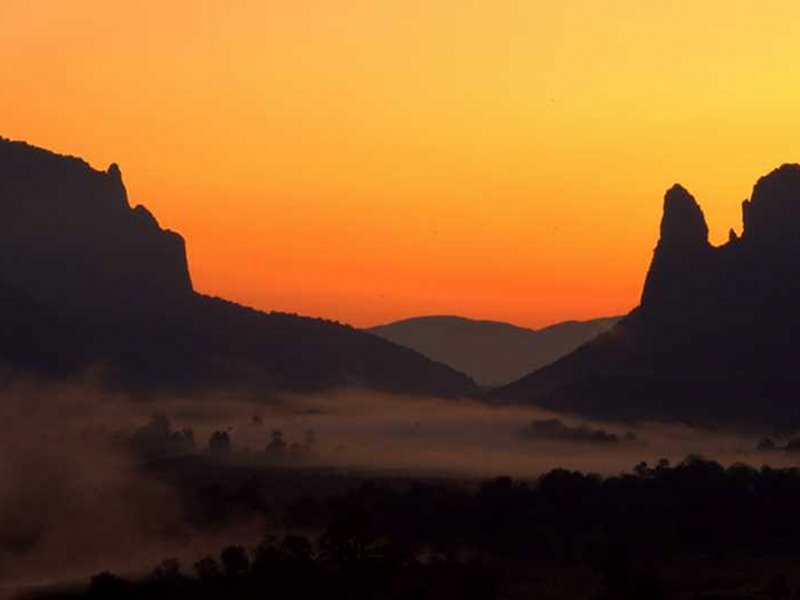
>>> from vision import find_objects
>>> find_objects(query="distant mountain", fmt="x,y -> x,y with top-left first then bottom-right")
367,315 -> 619,386
495,165 -> 800,430
0,138 -> 477,397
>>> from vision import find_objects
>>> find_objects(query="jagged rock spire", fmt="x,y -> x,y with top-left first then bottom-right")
641,184 -> 711,310
658,184 -> 709,249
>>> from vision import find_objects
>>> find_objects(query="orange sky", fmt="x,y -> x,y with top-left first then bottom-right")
3,1 -> 800,328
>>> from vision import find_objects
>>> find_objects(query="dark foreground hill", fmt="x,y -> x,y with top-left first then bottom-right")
496,165 -> 800,429
368,315 -> 618,386
0,138 -> 477,397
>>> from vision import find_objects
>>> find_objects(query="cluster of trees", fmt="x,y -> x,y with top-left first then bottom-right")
46,533 -> 497,600
134,450 -> 800,566
28,456 -> 800,599
131,414 -> 196,459
131,415 -> 317,461
519,418 -> 637,444
276,456 -> 800,563
758,436 -> 800,453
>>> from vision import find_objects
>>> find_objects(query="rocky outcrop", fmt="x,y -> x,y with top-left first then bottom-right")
495,165 -> 800,430
743,164 -> 800,244
640,184 -> 712,313
0,138 -> 192,310
657,184 -> 709,248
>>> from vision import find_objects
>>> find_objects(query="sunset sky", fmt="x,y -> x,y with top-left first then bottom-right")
3,1 -> 800,328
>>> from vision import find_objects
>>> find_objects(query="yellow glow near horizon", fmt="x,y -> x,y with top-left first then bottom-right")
3,1 -> 800,327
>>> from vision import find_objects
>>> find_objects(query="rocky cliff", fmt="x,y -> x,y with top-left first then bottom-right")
0,138 -> 192,310
0,138 -> 477,397
496,165 -> 800,429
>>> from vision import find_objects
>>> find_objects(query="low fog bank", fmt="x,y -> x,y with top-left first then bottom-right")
1,379 -> 798,592
0,380 -> 262,593
249,390 -> 798,477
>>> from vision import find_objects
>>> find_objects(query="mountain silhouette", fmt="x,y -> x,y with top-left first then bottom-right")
0,138 -> 477,397
495,165 -> 800,429
368,315 -> 619,387
0,141 -> 193,311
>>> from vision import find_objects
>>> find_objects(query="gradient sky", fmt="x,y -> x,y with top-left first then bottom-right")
3,1 -> 800,328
